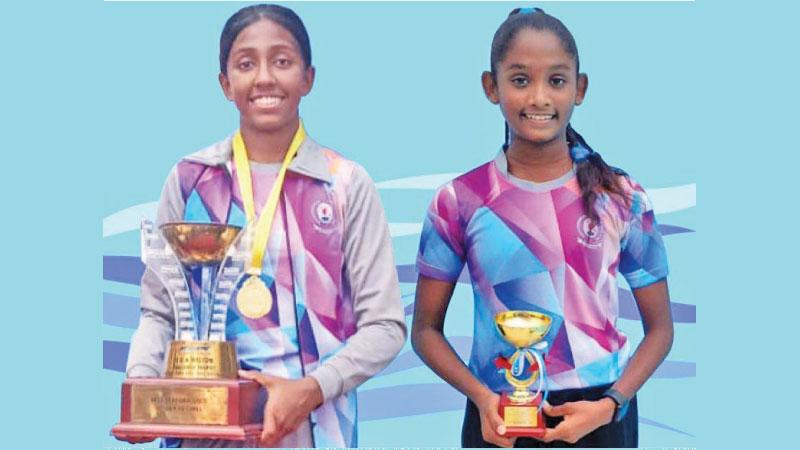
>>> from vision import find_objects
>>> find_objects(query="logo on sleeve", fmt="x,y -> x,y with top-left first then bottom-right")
577,215 -> 603,248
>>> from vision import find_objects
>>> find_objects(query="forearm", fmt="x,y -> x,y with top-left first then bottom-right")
612,322 -> 673,398
308,318 -> 405,402
126,268 -> 175,377
412,324 -> 490,404
613,280 -> 674,398
127,312 -> 173,377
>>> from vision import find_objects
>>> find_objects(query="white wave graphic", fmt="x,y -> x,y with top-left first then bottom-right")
647,184 -> 696,215
103,201 -> 157,237
103,176 -> 695,238
375,173 -> 462,190
389,223 -> 423,238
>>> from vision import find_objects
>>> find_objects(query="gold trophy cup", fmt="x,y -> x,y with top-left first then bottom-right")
494,310 -> 552,438
112,222 -> 262,443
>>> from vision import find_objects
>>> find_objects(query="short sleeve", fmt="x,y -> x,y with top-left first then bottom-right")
416,183 -> 466,281
619,178 -> 670,289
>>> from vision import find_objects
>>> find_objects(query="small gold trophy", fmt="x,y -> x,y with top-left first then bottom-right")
494,310 -> 552,438
112,221 -> 262,443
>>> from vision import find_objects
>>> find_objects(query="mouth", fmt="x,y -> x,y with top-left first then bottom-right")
521,112 -> 557,122
249,95 -> 284,109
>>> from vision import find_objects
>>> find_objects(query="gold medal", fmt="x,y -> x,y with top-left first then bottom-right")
236,275 -> 272,319
232,121 -> 305,320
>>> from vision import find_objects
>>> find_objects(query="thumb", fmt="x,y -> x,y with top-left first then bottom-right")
486,406 -> 507,435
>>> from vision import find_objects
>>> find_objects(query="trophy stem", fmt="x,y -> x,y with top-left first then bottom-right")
199,265 -> 218,341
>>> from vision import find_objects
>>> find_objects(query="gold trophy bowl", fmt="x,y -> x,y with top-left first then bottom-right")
495,311 -> 552,348
159,222 -> 242,266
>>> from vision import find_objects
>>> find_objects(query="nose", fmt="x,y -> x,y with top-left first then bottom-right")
254,61 -> 277,86
529,81 -> 551,108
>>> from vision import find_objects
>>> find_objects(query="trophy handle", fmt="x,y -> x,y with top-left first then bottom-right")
528,349 -> 548,412
140,219 -> 197,341
209,218 -> 258,341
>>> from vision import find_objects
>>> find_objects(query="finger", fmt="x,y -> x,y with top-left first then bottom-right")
542,423 -> 568,444
239,369 -> 278,387
544,402 -> 572,417
260,407 -> 279,445
490,434 -> 516,448
489,420 -> 515,447
238,369 -> 263,382
541,427 -> 558,443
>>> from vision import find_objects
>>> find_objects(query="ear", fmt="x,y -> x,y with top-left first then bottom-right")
481,71 -> 500,104
300,65 -> 316,97
219,72 -> 234,102
575,73 -> 588,106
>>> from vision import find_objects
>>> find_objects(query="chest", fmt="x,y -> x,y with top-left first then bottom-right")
464,187 -> 625,273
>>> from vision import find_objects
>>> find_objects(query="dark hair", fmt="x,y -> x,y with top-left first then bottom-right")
219,4 -> 312,75
491,8 -> 628,224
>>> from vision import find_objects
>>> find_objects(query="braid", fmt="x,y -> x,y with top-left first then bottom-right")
568,125 -> 628,225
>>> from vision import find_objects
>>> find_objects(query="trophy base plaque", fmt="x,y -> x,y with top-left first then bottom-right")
112,377 -> 262,442
498,391 -> 545,438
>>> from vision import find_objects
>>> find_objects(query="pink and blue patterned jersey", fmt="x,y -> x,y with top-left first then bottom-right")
416,150 -> 669,391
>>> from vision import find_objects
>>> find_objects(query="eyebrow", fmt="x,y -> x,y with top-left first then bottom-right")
232,43 -> 298,55
505,63 -> 574,72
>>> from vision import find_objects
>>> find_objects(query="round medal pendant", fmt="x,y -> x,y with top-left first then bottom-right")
236,275 -> 272,319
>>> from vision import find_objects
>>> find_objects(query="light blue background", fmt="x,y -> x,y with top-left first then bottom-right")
3,1 -> 797,449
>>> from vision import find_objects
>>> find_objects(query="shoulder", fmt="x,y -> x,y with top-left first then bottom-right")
433,160 -> 495,199
312,143 -> 373,194
453,160 -> 496,189
166,136 -> 233,202
181,135 -> 233,167
427,160 -> 495,221
612,172 -> 654,215
322,145 -> 366,182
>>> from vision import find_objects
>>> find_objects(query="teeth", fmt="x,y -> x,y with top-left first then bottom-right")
252,96 -> 281,107
523,114 -> 554,121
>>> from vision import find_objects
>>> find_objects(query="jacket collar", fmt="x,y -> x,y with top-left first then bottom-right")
183,133 -> 334,184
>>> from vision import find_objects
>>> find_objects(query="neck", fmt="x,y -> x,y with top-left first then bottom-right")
505,136 -> 573,183
240,118 -> 300,164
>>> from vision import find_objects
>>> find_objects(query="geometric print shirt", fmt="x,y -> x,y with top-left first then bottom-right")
416,149 -> 669,391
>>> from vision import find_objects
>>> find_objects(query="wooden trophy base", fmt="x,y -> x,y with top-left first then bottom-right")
112,377 -> 262,442
498,392 -> 545,438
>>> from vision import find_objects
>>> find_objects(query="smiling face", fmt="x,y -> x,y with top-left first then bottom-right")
483,27 -> 587,149
219,18 -> 314,136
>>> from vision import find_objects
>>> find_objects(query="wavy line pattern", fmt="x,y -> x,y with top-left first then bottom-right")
102,338 -> 694,381
102,182 -> 696,237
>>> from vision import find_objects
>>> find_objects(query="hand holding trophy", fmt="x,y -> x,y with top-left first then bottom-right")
112,220 -> 263,443
494,310 -> 553,438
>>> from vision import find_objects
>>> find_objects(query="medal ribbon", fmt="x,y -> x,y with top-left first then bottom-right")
232,121 -> 306,276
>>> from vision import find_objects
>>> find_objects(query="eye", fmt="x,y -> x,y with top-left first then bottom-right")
237,59 -> 255,71
550,76 -> 567,87
510,76 -> 529,87
274,57 -> 293,68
